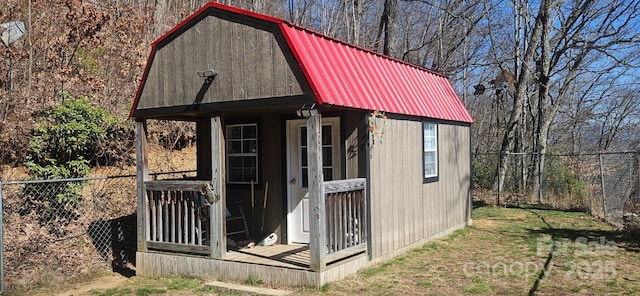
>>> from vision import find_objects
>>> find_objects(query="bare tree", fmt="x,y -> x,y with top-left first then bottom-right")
378,0 -> 399,56
492,0 -> 640,192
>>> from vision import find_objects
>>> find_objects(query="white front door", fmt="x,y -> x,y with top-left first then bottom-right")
286,118 -> 341,244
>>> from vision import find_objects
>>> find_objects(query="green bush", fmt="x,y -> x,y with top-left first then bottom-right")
472,157 -> 496,189
543,156 -> 586,204
23,92 -> 120,224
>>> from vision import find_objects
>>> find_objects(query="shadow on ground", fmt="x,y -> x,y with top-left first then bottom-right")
88,213 -> 137,278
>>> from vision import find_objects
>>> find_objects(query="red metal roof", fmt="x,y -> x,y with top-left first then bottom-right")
130,1 -> 473,123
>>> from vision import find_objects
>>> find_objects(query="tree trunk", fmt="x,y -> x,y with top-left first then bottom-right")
492,0 -> 549,192
380,0 -> 398,57
531,0 -> 552,197
153,0 -> 168,39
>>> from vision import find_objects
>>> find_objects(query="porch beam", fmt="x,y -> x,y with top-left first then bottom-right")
307,113 -> 327,271
209,116 -> 226,258
136,120 -> 150,252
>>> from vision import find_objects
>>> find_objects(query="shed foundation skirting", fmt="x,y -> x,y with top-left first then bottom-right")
135,251 -> 370,287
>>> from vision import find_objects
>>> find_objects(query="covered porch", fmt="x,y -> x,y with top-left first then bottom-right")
134,107 -> 370,282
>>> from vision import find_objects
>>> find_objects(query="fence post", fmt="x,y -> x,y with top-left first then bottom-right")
538,154 -> 543,204
599,154 -> 607,220
497,152 -> 501,207
631,151 -> 640,204
0,181 -> 4,294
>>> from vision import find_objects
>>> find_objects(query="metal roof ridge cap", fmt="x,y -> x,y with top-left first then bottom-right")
282,23 -> 449,79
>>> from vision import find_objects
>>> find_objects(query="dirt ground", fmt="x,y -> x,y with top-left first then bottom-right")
55,274 -> 130,296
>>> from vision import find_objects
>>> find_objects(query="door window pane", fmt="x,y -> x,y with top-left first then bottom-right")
299,123 -> 338,187
322,125 -> 332,145
300,127 -> 307,147
322,147 -> 333,166
323,168 -> 333,181
301,168 -> 308,188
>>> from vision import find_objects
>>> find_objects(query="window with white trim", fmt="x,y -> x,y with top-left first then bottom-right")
423,122 -> 438,182
226,123 -> 258,184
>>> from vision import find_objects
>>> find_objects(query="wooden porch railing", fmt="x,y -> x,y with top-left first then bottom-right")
324,178 -> 367,263
142,178 -> 367,266
144,180 -> 211,255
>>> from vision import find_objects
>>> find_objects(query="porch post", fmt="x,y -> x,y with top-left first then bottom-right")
209,116 -> 226,258
307,113 -> 327,271
135,120 -> 149,252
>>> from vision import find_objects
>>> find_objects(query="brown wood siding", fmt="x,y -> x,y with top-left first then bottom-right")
224,112 -> 283,243
137,14 -> 308,110
368,118 -> 471,259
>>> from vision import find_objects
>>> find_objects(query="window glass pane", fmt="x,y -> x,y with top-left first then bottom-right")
243,156 -> 256,168
322,125 -> 332,145
228,156 -> 243,167
323,168 -> 333,181
244,169 -> 257,183
426,137 -> 434,150
322,147 -> 332,166
424,166 -> 435,177
243,139 -> 257,153
249,140 -> 257,153
300,127 -> 307,147
229,140 -> 242,154
243,125 -> 257,139
301,168 -> 308,188
424,152 -> 436,177
229,126 -> 242,139
425,152 -> 434,163
301,147 -> 308,166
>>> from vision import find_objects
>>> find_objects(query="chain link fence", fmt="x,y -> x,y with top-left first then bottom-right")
472,152 -> 640,226
0,170 -> 196,293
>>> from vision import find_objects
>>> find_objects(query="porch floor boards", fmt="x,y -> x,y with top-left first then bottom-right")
225,244 -> 310,270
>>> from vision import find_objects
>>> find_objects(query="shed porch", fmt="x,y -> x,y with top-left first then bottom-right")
135,105 -> 370,284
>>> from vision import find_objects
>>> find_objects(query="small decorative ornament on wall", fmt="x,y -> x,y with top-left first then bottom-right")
368,110 -> 387,147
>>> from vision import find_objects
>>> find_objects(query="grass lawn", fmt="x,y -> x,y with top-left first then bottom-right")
45,205 -> 640,296
297,206 -> 640,295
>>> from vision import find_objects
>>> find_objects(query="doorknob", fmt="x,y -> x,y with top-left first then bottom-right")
290,178 -> 296,184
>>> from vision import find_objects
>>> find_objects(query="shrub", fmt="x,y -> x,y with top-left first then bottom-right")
23,92 -> 120,224
472,157 -> 496,190
543,156 -> 587,206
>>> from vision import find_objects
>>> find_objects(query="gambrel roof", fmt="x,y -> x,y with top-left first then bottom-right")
130,1 -> 473,123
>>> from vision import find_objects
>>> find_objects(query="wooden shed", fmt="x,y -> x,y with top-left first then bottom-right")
130,1 -> 473,286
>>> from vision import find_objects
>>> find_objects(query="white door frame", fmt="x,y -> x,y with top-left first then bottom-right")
286,117 -> 341,244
